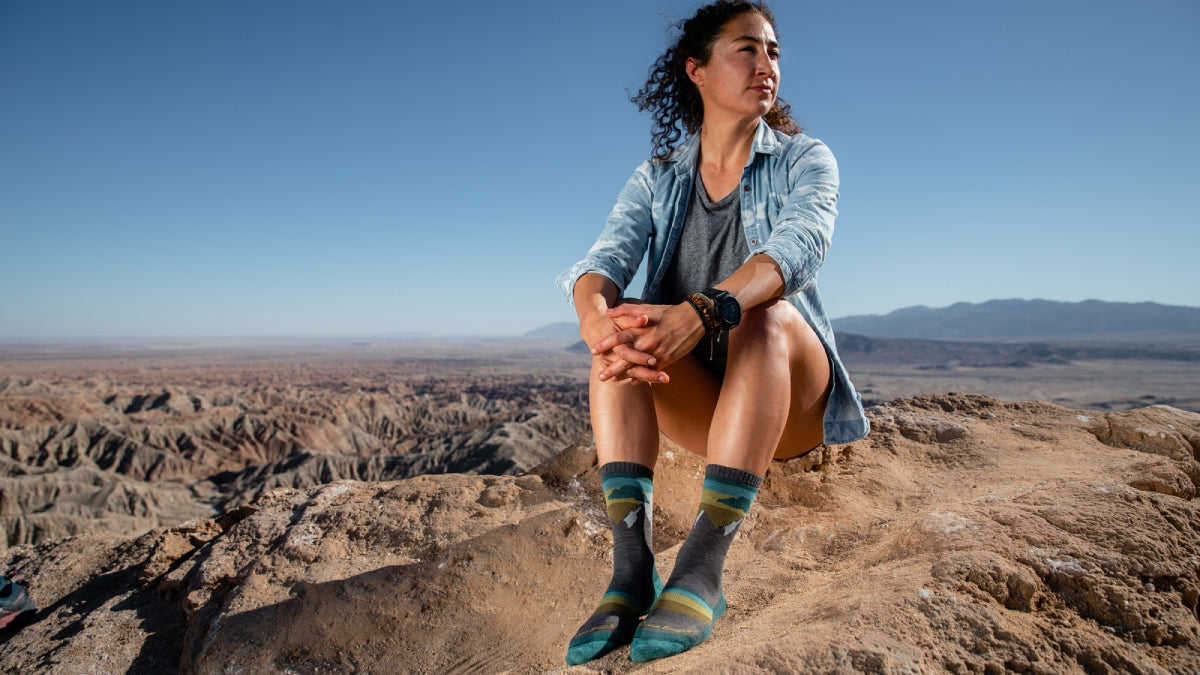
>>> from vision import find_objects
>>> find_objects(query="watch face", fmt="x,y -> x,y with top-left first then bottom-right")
717,296 -> 740,324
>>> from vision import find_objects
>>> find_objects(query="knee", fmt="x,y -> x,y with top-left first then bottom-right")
737,298 -> 801,336
730,299 -> 801,351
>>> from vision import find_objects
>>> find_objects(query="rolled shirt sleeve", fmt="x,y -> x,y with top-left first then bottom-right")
755,139 -> 839,297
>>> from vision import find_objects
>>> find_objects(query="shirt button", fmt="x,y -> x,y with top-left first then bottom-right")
751,239 -> 758,245
743,185 -> 750,192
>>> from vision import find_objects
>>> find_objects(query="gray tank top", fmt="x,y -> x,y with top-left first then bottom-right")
660,173 -> 750,306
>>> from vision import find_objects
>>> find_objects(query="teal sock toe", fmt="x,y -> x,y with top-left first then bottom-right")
629,636 -> 692,663
628,589 -> 725,662
566,620 -> 635,665
629,612 -> 717,662
565,589 -> 647,665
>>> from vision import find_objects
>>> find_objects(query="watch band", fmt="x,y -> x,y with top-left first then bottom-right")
684,293 -> 721,335
702,287 -> 742,331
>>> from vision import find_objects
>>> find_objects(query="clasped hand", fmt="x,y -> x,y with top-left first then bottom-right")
585,301 -> 706,385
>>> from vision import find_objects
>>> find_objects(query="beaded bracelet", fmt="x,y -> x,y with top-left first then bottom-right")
684,292 -> 721,336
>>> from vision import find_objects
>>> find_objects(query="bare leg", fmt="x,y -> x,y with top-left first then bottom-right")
710,298 -> 830,474
589,357 -> 661,468
566,356 -> 665,665
653,298 -> 830,474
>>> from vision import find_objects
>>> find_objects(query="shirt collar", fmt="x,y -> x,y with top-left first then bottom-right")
667,119 -> 782,176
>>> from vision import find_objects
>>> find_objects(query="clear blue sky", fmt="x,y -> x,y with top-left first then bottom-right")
2,0 -> 1197,338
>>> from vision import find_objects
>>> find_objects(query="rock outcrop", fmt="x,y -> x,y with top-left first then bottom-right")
2,394 -> 1198,673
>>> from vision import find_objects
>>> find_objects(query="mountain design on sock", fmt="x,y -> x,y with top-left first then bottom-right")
606,482 -> 648,527
566,462 -> 661,666
697,478 -> 757,533
629,464 -> 761,663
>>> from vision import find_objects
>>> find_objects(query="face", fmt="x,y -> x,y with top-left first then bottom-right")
686,12 -> 780,124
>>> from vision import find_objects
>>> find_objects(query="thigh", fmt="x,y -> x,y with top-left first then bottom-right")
712,298 -> 831,463
769,307 -> 832,460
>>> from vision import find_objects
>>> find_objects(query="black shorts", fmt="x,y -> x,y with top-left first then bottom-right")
691,333 -> 730,381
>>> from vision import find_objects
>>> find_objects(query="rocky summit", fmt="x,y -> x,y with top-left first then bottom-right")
2,393 -> 1199,673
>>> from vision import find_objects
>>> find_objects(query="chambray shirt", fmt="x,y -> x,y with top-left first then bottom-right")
557,119 -> 870,445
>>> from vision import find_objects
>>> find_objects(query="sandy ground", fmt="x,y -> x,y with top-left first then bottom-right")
0,394 -> 1198,673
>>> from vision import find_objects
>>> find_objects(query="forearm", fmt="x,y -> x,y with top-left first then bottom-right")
712,253 -> 787,312
572,273 -> 621,337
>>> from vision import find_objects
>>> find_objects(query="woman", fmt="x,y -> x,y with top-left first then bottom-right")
556,1 -> 869,664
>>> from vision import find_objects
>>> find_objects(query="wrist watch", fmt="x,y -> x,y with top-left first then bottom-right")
701,287 -> 742,332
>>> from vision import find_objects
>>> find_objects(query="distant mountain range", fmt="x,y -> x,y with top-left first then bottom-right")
836,333 -> 1200,367
832,299 -> 1200,342
526,299 -> 1200,347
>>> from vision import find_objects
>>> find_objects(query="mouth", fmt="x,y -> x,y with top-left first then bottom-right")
750,83 -> 775,96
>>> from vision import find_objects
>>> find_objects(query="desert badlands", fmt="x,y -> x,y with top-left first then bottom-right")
1,342 -> 1199,673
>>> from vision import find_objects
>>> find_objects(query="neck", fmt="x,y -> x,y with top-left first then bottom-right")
697,116 -> 759,171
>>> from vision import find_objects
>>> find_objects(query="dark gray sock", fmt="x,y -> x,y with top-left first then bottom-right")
566,461 -> 661,665
630,463 -> 762,662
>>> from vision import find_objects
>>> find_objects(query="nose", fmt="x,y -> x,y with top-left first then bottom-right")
754,47 -> 774,77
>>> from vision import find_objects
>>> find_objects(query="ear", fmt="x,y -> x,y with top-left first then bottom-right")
685,57 -> 704,87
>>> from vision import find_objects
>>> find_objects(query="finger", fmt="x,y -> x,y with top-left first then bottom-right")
597,359 -> 633,382
625,365 -> 669,384
591,346 -> 622,368
590,329 -> 637,355
600,364 -> 633,383
606,304 -> 650,321
611,313 -> 649,331
613,343 -> 657,368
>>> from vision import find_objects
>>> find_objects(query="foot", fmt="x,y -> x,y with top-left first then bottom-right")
566,571 -> 663,665
628,588 -> 725,662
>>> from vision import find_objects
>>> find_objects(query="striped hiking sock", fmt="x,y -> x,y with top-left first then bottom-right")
566,461 -> 662,665
629,463 -> 762,663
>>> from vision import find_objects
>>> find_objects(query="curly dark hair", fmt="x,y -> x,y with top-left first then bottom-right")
631,0 -> 801,160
